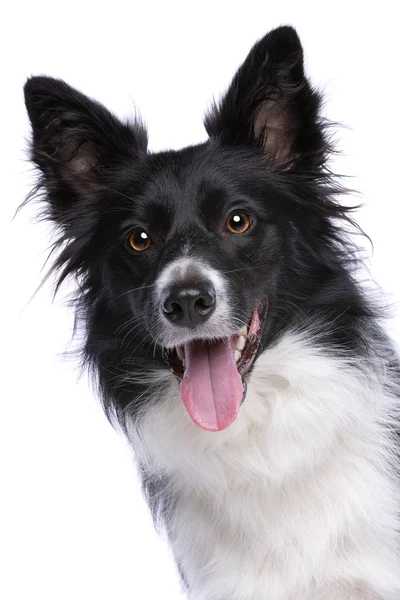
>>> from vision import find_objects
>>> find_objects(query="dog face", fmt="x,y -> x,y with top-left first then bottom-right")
25,26 -> 348,430
119,145 -> 280,349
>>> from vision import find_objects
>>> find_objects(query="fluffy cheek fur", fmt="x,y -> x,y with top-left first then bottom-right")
129,331 -> 400,600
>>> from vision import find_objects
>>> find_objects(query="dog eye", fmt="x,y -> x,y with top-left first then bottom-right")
127,228 -> 151,252
226,212 -> 251,234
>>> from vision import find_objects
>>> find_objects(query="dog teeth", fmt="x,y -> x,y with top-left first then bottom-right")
237,335 -> 246,351
234,350 -> 241,363
176,346 -> 185,362
237,325 -> 248,336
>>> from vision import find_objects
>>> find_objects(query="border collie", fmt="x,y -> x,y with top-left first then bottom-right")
24,25 -> 400,600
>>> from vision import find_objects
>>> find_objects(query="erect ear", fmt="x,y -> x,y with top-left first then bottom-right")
204,26 -> 325,172
24,76 -> 147,224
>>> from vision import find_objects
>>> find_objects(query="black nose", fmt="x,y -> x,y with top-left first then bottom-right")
162,282 -> 216,328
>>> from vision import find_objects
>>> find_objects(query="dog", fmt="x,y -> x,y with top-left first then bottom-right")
24,25 -> 400,600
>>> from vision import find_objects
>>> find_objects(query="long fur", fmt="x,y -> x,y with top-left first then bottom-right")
23,25 -> 400,599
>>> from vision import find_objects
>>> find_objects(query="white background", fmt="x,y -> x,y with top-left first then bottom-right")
1,2 -> 399,599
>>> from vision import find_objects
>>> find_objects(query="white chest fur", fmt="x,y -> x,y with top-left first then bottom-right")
131,331 -> 400,599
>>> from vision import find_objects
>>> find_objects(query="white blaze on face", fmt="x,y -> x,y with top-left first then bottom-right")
155,257 -> 232,347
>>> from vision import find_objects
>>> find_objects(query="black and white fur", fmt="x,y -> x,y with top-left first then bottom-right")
24,26 -> 400,599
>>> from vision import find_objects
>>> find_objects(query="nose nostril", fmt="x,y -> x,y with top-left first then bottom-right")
163,300 -> 184,320
164,301 -> 180,314
194,296 -> 214,315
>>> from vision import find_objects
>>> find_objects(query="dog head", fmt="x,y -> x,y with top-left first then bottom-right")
25,26 -> 350,431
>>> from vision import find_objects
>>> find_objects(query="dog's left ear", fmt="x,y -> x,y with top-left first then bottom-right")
205,26 -> 325,172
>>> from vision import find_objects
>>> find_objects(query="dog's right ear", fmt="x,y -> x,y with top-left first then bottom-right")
24,76 -> 147,225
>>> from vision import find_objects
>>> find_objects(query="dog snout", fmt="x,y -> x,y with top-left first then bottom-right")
161,281 -> 216,328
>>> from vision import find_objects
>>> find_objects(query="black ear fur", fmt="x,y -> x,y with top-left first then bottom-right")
204,26 -> 326,172
24,76 -> 148,223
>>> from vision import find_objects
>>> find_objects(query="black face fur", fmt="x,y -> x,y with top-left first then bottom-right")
24,26 -> 369,427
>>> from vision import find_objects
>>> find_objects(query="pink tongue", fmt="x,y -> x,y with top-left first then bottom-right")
180,340 -> 243,432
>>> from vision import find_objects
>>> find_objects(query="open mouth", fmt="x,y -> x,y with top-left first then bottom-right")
164,300 -> 267,432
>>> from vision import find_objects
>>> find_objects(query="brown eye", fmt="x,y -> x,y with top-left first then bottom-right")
128,228 -> 151,252
226,212 -> 251,234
